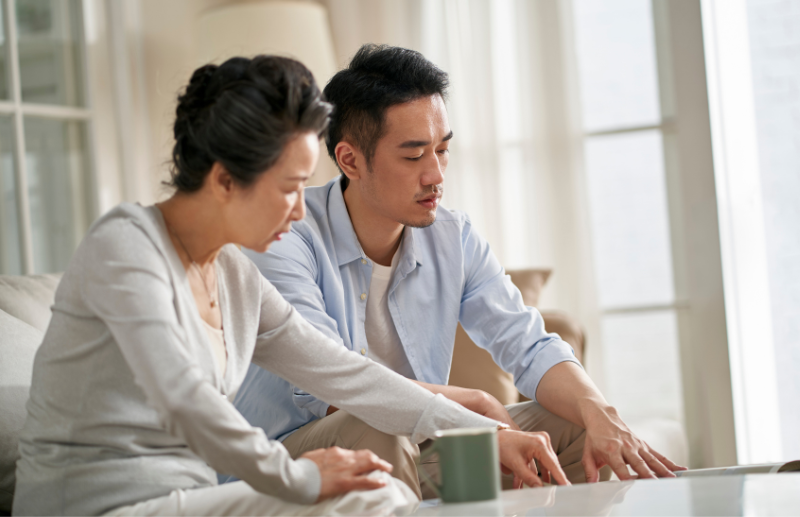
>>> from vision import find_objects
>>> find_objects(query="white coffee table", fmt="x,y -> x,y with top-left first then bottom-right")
404,473 -> 800,515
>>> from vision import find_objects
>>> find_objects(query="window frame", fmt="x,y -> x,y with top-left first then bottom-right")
0,0 -> 96,274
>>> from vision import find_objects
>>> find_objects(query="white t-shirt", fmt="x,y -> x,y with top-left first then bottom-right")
365,250 -> 415,379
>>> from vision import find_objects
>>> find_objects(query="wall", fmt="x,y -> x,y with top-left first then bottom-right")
138,0 -> 335,202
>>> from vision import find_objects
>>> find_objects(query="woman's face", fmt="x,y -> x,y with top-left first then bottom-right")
225,132 -> 319,253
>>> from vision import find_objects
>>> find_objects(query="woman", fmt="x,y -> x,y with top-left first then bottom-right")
13,56 -> 563,516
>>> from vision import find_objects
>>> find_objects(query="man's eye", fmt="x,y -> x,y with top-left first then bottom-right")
406,155 -> 423,161
437,149 -> 449,155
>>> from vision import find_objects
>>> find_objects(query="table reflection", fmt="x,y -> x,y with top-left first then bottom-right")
405,473 -> 800,516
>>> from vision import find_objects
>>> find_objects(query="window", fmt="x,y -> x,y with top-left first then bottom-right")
572,0 -> 684,424
0,0 -> 93,275
702,0 -> 800,463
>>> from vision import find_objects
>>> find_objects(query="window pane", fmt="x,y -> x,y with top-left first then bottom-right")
573,0 -> 660,132
25,117 -> 90,273
745,0 -> 800,460
0,116 -> 21,274
16,0 -> 84,106
0,1 -> 9,99
601,310 -> 683,420
584,130 -> 674,309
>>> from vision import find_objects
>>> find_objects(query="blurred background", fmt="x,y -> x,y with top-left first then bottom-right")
0,0 -> 796,470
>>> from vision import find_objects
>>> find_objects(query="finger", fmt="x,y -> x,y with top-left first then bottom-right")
536,450 -> 569,486
624,449 -> 656,480
353,450 -> 393,474
608,455 -> 634,481
508,457 -> 543,488
640,449 -> 675,478
343,474 -> 389,492
582,450 -> 599,483
650,448 -> 687,471
513,474 -> 523,489
539,461 -> 551,485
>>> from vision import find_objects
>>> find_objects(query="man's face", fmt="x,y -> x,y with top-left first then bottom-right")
358,94 -> 451,228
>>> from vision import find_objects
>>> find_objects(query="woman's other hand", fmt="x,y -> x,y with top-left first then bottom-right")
300,446 -> 394,502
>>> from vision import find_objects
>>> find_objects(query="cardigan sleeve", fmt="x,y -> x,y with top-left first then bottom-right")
79,219 -> 321,504
251,276 -> 500,444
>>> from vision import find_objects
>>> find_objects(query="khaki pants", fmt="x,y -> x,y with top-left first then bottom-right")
282,401 -> 610,500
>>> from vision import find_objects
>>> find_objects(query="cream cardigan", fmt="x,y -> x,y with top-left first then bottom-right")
13,204 -> 496,516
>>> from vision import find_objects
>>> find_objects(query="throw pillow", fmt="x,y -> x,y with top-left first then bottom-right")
0,273 -> 62,332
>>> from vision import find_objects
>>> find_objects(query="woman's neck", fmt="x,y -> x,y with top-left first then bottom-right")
157,193 -> 226,267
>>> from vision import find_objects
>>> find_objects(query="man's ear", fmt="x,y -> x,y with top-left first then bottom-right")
208,162 -> 236,201
335,141 -> 365,182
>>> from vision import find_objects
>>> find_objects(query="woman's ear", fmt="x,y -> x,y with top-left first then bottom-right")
208,162 -> 236,200
335,141 -> 364,183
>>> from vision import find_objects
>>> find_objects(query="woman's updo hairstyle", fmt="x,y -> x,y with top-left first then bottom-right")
170,55 -> 331,192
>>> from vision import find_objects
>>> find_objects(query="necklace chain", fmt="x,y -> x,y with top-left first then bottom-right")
168,224 -> 217,308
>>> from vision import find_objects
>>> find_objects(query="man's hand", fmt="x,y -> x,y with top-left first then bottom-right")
582,407 -> 687,481
535,361 -> 687,482
412,381 -> 520,430
300,447 -> 393,502
497,430 -> 571,487
471,390 -> 522,431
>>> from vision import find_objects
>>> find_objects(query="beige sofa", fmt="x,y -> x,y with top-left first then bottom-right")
0,273 -> 62,514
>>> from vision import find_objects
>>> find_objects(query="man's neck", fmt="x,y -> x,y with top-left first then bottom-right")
342,182 -> 404,267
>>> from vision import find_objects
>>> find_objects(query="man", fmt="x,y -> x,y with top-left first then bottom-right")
233,44 -> 685,497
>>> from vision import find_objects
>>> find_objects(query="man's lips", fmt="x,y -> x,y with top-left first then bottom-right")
417,195 -> 441,209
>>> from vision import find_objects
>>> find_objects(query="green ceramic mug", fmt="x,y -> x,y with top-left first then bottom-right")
417,427 -> 501,503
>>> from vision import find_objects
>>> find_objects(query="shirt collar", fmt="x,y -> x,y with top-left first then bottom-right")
326,177 -> 424,268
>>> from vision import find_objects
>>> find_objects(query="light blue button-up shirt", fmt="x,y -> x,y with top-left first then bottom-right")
234,177 -> 580,442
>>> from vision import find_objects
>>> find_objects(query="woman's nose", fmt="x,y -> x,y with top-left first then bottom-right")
291,189 -> 306,221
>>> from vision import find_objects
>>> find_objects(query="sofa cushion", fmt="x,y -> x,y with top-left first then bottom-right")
507,269 -> 551,307
0,308 -> 43,513
0,274 -> 61,332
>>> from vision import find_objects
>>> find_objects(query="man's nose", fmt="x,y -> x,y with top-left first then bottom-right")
422,154 -> 445,186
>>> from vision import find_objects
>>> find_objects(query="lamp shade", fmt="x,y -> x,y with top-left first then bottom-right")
197,1 -> 340,184
197,1 -> 337,85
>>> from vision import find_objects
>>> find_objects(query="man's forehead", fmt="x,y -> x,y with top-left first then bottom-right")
382,95 -> 450,144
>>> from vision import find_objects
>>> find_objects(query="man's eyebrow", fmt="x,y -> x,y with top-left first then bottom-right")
398,130 -> 454,149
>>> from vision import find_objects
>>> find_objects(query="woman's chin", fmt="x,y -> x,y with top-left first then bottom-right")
253,242 -> 272,254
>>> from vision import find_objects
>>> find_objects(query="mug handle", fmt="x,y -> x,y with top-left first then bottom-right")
416,442 -> 442,500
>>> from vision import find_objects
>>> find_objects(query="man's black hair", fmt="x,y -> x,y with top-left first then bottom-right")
323,44 -> 449,186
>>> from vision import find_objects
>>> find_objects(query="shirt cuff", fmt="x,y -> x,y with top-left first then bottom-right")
292,457 -> 322,504
519,338 -> 583,402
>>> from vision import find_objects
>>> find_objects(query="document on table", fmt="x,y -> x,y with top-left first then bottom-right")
675,460 -> 800,477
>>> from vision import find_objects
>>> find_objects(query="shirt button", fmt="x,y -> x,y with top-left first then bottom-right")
360,293 -> 366,300
361,348 -> 366,355
361,259 -> 367,264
